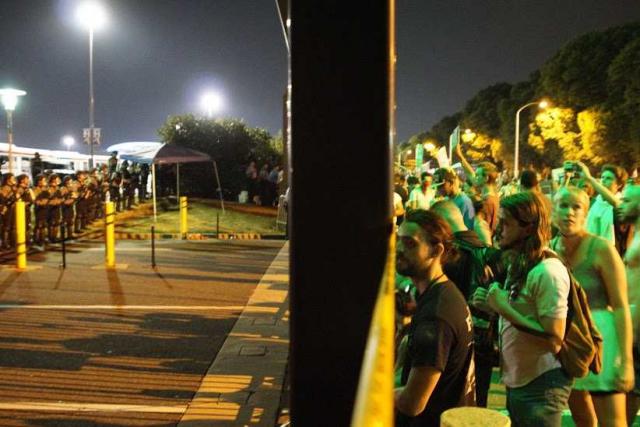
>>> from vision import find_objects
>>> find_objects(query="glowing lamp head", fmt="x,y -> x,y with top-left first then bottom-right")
201,92 -> 223,116
77,2 -> 107,31
0,88 -> 26,111
63,136 -> 75,148
423,142 -> 435,152
538,100 -> 550,109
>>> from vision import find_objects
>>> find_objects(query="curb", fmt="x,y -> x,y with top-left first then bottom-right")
178,242 -> 289,426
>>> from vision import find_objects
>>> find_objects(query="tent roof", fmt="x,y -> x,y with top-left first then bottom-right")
105,141 -> 211,165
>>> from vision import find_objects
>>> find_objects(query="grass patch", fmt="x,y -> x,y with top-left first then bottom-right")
113,199 -> 285,235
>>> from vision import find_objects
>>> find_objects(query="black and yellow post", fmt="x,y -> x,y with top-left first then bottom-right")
15,200 -> 26,270
290,1 -> 395,425
180,196 -> 188,239
105,201 -> 115,268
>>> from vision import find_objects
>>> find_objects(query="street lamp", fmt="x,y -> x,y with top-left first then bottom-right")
462,128 -> 476,143
62,135 -> 75,151
0,88 -> 27,174
514,99 -> 549,178
201,92 -> 223,118
76,1 -> 107,169
423,142 -> 435,152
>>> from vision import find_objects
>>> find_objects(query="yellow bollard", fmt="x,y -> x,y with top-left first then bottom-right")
15,200 -> 26,270
180,196 -> 188,239
105,201 -> 115,268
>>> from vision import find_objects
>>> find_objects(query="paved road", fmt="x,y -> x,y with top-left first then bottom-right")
0,238 -> 285,426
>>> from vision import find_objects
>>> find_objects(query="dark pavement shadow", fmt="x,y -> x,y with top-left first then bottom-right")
0,348 -> 88,370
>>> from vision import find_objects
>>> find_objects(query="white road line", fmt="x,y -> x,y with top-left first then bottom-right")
0,305 -> 246,310
86,248 -> 172,252
0,401 -> 186,413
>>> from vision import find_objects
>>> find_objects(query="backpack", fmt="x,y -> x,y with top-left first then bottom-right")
514,251 -> 603,378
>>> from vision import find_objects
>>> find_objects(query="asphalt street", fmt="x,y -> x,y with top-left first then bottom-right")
0,238 -> 285,426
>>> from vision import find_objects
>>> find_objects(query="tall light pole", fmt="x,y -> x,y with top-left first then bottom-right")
0,88 -> 27,174
77,2 -> 106,169
514,99 -> 549,178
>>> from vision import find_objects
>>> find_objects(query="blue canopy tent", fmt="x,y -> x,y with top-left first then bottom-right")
105,141 -> 224,221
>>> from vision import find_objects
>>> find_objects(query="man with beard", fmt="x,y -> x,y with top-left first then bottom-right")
617,184 -> 640,424
394,209 -> 475,426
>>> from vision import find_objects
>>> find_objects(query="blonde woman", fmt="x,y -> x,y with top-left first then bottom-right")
552,186 -> 633,426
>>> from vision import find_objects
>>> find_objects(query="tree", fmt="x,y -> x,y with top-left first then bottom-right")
462,82 -> 512,139
158,115 -> 281,199
410,23 -> 640,171
540,23 -> 640,109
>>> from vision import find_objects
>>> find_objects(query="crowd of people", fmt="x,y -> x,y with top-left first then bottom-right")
0,151 -> 149,249
244,160 -> 284,206
393,145 -> 640,426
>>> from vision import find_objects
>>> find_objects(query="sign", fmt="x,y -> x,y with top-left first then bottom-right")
436,146 -> 450,168
414,144 -> 424,173
448,125 -> 460,161
83,128 -> 101,145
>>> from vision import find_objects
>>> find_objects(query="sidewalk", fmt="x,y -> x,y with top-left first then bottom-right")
178,242 -> 290,426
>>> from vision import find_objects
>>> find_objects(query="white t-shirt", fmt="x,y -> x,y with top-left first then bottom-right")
586,194 -> 617,245
500,257 -> 570,388
393,192 -> 404,226
408,187 -> 435,210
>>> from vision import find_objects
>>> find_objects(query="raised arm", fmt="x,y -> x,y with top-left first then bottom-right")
454,143 -> 476,182
576,161 -> 619,207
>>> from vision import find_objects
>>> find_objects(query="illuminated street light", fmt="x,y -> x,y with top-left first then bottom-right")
62,135 -> 75,151
514,99 -> 550,177
423,142 -> 435,152
76,1 -> 107,169
201,92 -> 223,118
0,88 -> 27,174
462,128 -> 476,143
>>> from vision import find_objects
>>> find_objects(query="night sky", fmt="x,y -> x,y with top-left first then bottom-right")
0,1 -> 639,153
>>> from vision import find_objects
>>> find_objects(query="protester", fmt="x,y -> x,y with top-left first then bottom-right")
455,144 -> 500,242
394,209 -> 475,426
472,191 -> 573,426
552,186 -> 633,426
576,162 -> 627,247
519,169 -> 541,193
407,172 -> 435,210
431,200 -> 502,407
433,167 -> 476,230
395,172 -> 410,207
617,183 -> 640,424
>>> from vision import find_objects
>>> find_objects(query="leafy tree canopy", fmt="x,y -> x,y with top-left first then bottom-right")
158,115 -> 282,198
406,22 -> 640,171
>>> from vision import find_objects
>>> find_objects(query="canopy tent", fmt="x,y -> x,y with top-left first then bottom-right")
106,141 -> 224,221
